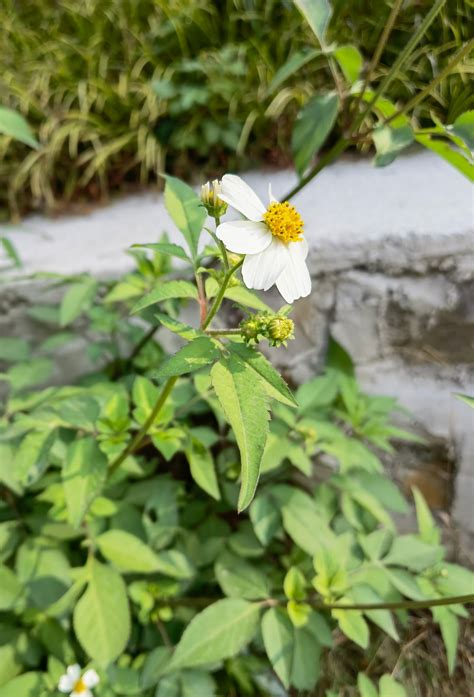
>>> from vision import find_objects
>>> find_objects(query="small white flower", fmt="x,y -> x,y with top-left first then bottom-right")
58,664 -> 100,697
216,174 -> 311,304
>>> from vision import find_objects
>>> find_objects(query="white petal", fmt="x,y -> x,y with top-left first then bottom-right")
242,238 -> 288,291
67,665 -> 81,683
58,675 -> 74,693
216,220 -> 272,254
219,174 -> 266,221
275,241 -> 312,303
72,691 -> 92,697
82,670 -> 100,688
268,182 -> 278,204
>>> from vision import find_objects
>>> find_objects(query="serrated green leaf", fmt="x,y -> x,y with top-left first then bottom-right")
292,93 -> 339,176
163,175 -> 206,260
152,337 -> 220,379
63,438 -> 108,528
131,241 -> 191,262
273,485 -> 336,555
332,603 -> 369,649
168,598 -> 260,670
249,493 -> 281,546
229,343 -> 297,407
0,107 -> 39,148
211,356 -> 270,511
284,567 -> 306,601
155,312 -> 203,340
15,428 -> 56,485
132,281 -> 198,314
412,486 -> 440,545
215,552 -> 269,600
384,534 -> 443,572
293,0 -> 332,44
352,584 -> 398,641
73,559 -> 130,665
59,279 -> 98,326
261,607 -> 320,691
432,606 -> 459,675
96,529 -> 193,578
185,439 -> 220,500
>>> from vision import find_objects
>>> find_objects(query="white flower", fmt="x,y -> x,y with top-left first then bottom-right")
58,664 -> 99,697
216,174 -> 311,304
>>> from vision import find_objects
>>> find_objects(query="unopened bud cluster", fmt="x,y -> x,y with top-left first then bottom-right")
201,179 -> 228,217
240,312 -> 294,347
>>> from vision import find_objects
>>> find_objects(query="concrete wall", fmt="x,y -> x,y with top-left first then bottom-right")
2,149 -> 473,538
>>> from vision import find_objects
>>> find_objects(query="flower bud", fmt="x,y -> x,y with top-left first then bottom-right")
240,316 -> 263,343
267,316 -> 294,346
201,179 -> 228,217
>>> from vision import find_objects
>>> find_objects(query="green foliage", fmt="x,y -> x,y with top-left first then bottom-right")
0,172 -> 472,697
0,0 -> 471,215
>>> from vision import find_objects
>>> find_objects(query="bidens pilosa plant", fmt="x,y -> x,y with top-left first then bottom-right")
0,172 -> 473,697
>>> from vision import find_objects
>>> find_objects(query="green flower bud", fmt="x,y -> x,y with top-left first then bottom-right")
240,316 -> 263,343
201,179 -> 228,217
267,315 -> 294,346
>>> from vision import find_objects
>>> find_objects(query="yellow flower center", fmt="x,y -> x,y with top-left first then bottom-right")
263,201 -> 304,244
73,678 -> 88,693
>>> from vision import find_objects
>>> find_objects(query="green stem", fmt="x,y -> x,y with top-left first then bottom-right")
108,375 -> 178,476
354,0 -> 447,130
351,0 -> 404,118
383,40 -> 473,126
205,328 -> 242,336
202,258 -> 244,330
159,593 -> 474,611
214,214 -> 229,270
284,137 -> 349,200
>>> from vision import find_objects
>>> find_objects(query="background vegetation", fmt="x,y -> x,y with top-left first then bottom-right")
1,0 -> 472,216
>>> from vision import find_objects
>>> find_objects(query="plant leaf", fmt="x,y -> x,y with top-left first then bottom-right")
292,92 -> 339,176
60,279 -> 98,326
168,598 -> 260,670
63,437 -> 108,528
163,175 -> 206,260
152,337 -> 220,379
131,241 -> 191,262
73,559 -> 130,665
229,342 -> 297,407
211,356 -> 270,511
96,529 -> 194,578
268,49 -> 321,94
0,107 -> 39,148
215,551 -> 269,600
293,0 -> 332,45
334,45 -> 363,83
448,110 -> 474,151
132,281 -> 198,314
185,438 -> 220,500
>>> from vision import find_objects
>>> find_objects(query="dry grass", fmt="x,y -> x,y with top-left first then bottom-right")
315,611 -> 473,696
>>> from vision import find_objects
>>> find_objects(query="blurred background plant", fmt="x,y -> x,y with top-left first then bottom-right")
0,0 -> 472,217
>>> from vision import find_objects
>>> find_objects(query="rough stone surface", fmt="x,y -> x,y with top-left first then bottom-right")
1,148 -> 473,535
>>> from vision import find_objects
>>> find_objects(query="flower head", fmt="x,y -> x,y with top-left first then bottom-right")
216,174 -> 311,304
58,665 -> 99,697
201,179 -> 228,217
